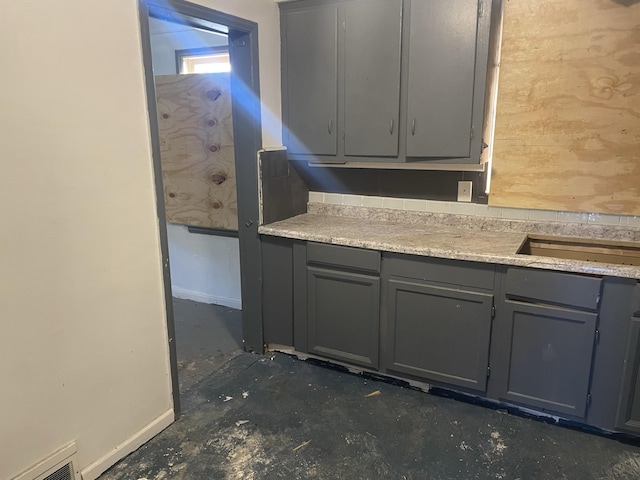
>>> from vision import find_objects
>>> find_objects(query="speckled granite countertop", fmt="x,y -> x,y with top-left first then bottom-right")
259,204 -> 640,280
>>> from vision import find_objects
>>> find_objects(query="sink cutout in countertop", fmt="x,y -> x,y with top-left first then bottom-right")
517,234 -> 640,266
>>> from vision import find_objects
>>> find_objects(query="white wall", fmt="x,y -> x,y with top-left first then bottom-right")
149,17 -> 228,75
193,0 -> 284,148
0,1 -> 174,479
168,225 -> 242,309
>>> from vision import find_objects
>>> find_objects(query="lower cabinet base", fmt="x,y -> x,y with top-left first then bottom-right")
276,240 -> 640,438
265,345 -> 632,440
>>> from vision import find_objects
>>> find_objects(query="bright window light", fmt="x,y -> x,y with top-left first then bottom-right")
180,53 -> 231,74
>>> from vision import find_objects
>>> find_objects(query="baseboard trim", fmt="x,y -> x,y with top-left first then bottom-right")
80,409 -> 174,480
171,286 -> 242,310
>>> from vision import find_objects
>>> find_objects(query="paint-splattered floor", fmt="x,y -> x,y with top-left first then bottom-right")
99,350 -> 640,480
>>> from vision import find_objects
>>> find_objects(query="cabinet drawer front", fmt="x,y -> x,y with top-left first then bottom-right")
307,242 -> 381,274
383,253 -> 495,289
505,268 -> 601,311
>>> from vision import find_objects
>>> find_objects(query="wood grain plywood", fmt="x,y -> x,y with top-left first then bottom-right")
156,73 -> 237,230
490,0 -> 640,215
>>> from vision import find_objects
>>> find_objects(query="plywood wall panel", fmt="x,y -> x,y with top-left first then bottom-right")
490,0 -> 640,215
156,73 -> 238,230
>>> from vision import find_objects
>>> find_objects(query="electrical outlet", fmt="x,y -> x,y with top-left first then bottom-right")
457,181 -> 473,202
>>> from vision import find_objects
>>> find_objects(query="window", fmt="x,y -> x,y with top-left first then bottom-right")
175,46 -> 230,74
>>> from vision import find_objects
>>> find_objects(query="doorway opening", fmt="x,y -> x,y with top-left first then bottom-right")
139,0 -> 264,417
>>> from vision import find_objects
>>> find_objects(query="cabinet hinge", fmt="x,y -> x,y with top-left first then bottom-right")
491,304 -> 496,319
487,365 -> 491,378
478,1 -> 484,18
470,128 -> 474,141
595,329 -> 600,345
587,393 -> 592,406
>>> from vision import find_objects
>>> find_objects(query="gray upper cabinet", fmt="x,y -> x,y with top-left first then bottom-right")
280,0 -> 493,164
344,0 -> 402,157
405,0 -> 487,160
281,5 -> 338,156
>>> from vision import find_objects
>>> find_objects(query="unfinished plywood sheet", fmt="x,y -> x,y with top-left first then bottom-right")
156,73 -> 237,230
490,0 -> 640,215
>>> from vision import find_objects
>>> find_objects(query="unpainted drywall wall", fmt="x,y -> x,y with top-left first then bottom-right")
490,0 -> 640,215
0,1 -> 173,479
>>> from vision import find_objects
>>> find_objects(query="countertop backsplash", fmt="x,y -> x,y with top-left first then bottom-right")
308,191 -> 640,230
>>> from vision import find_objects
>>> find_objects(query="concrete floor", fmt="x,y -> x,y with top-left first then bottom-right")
173,298 -> 243,392
98,300 -> 640,480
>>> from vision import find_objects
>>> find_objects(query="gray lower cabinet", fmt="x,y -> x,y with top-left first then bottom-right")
492,268 -> 602,418
384,278 -> 494,392
307,267 -> 380,368
381,254 -> 496,392
496,300 -> 597,418
616,284 -> 640,432
297,242 -> 381,369
274,237 -> 640,435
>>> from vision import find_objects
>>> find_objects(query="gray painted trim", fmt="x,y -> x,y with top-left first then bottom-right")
293,241 -> 308,352
148,0 -> 229,34
146,0 -> 264,352
147,0 -> 254,33
227,24 -> 265,352
140,0 -> 265,417
138,0 -> 181,419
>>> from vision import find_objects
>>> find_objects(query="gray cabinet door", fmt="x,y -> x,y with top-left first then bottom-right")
496,300 -> 598,418
344,0 -> 402,157
616,285 -> 640,432
282,6 -> 337,156
616,316 -> 640,433
405,0 -> 480,158
385,278 -> 494,392
307,266 -> 380,368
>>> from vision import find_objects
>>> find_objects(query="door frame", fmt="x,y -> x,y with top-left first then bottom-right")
138,0 -> 264,417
